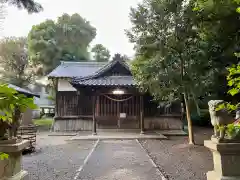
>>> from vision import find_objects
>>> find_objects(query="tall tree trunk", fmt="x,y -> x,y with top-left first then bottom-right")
184,92 -> 195,145
180,56 -> 195,145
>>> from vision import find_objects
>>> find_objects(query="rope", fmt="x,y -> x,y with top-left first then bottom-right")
103,94 -> 133,102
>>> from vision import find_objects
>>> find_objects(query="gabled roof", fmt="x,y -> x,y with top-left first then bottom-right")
47,61 -> 107,78
76,59 -> 131,81
71,59 -> 135,87
48,59 -> 135,87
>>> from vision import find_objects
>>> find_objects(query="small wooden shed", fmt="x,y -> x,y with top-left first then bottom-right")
48,56 -> 183,133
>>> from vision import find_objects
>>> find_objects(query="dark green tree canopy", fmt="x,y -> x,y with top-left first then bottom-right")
3,0 -> 43,13
127,0 -> 240,102
28,13 -> 96,75
91,44 -> 110,62
194,0 -> 240,100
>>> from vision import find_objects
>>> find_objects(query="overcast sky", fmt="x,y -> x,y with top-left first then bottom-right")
1,0 -> 141,57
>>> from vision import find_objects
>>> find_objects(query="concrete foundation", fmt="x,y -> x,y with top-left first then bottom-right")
145,116 -> 182,130
53,118 -> 92,131
204,139 -> 240,180
53,115 -> 182,132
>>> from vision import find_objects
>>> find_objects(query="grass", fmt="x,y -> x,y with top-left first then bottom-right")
33,118 -> 53,126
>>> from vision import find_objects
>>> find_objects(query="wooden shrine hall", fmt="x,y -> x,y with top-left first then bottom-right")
48,55 -> 183,133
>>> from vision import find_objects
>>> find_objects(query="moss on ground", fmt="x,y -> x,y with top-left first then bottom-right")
33,119 -> 53,126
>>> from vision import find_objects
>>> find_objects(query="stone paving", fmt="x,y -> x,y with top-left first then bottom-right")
77,140 -> 163,180
22,133 -> 164,180
70,131 -> 167,140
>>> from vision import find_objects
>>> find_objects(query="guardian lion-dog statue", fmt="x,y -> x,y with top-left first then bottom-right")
208,100 -> 235,140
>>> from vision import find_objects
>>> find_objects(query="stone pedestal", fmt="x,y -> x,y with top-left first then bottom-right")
204,139 -> 240,180
0,140 -> 30,180
21,108 -> 33,126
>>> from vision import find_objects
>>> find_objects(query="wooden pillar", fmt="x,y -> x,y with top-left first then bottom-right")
117,101 -> 120,128
55,78 -> 58,117
92,93 -> 97,135
140,95 -> 145,134
96,95 -> 100,116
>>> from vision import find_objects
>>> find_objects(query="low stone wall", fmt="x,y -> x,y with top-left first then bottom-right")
145,116 -> 183,130
53,117 -> 92,131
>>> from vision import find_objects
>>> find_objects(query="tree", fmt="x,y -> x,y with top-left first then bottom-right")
91,44 -> 110,62
127,0 -> 215,144
193,0 -> 240,101
112,53 -> 130,61
28,13 -> 96,75
2,0 -> 43,13
0,37 -> 36,87
196,0 -> 240,111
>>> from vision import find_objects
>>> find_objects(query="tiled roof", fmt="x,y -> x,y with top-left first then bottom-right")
47,61 -> 107,78
8,84 -> 40,97
92,59 -> 130,78
72,76 -> 136,86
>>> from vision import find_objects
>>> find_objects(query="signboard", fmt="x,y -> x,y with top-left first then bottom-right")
120,113 -> 126,118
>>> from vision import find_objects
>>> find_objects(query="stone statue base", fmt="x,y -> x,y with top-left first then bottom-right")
211,136 -> 240,144
0,140 -> 30,180
204,139 -> 240,180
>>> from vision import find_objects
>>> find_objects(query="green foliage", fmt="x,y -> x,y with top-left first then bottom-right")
215,102 -> 238,112
33,119 -> 53,126
183,110 -> 211,126
128,0 -> 240,103
0,37 -> 36,87
0,84 -> 37,160
0,152 -> 9,160
227,65 -> 240,96
47,95 -> 55,101
91,44 -> 110,62
127,0 -> 209,103
193,0 -> 240,100
28,13 -> 96,75
3,0 -> 43,13
226,123 -> 240,139
193,0 -> 240,114
0,84 -> 37,123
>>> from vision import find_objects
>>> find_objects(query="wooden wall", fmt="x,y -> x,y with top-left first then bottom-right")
56,91 -> 93,117
55,90 -> 182,131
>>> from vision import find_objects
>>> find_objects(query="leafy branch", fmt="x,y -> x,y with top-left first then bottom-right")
0,84 -> 37,160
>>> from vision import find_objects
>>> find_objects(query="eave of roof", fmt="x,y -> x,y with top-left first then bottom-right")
8,84 -> 40,98
75,59 -> 131,81
72,76 -> 136,87
47,61 -> 107,79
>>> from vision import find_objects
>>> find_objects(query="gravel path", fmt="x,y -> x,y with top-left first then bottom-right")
22,128 -> 213,180
22,133 -> 95,180
77,140 -> 163,180
140,127 -> 214,180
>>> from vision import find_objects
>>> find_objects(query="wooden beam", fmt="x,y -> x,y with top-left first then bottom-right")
140,95 -> 145,134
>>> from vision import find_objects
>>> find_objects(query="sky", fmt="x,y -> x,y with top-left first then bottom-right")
1,0 -> 142,58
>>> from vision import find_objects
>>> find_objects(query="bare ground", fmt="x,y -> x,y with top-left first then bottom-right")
140,127 -> 214,180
